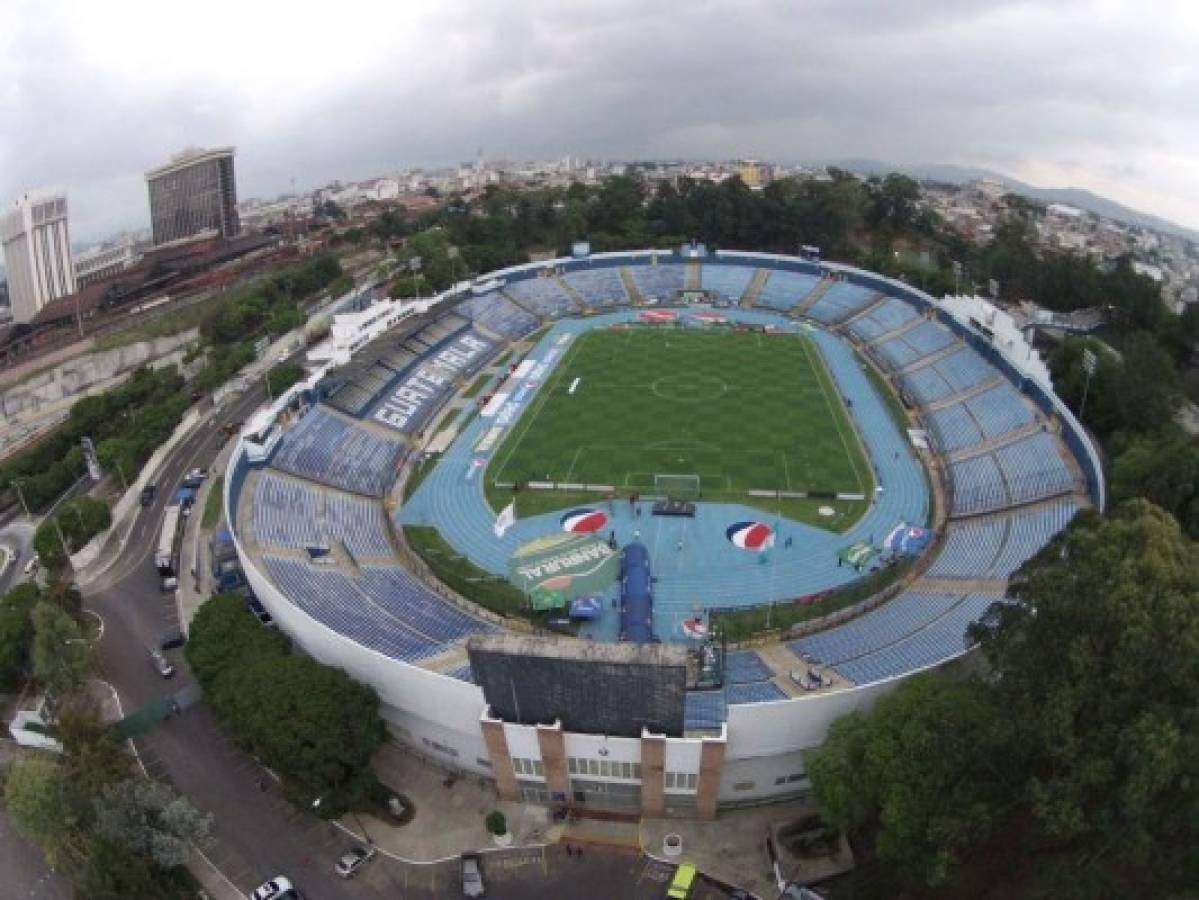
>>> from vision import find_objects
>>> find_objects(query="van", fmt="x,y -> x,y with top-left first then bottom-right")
666,863 -> 698,899
161,576 -> 178,592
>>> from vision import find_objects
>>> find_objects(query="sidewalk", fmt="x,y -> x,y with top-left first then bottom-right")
177,435 -> 238,633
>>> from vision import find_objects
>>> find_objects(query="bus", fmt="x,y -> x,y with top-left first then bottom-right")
155,504 -> 183,576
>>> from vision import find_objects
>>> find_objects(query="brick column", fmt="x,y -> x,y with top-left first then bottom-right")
535,721 -> 570,802
695,733 -> 726,821
479,710 -> 520,802
640,729 -> 665,818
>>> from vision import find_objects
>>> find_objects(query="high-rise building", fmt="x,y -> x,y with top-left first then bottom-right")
0,189 -> 77,324
145,146 -> 240,246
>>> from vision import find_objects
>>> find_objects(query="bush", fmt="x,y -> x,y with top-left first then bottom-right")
485,810 -> 507,836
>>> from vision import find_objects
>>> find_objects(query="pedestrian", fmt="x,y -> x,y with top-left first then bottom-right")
257,779 -> 266,792
893,450 -> 899,461
576,846 -> 583,858
676,539 -> 683,552
784,536 -> 793,549
565,845 -> 573,857
636,504 -> 641,518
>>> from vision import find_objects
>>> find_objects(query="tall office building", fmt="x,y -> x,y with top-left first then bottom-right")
145,146 -> 240,246
0,189 -> 77,324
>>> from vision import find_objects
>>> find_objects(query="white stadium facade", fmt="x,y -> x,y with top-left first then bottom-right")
223,246 -> 1103,820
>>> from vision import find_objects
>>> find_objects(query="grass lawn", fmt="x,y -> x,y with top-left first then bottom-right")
201,475 -> 224,529
484,327 -> 873,527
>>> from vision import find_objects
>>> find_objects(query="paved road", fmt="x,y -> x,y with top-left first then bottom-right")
0,805 -> 72,900
0,520 -> 35,596
73,374 -> 750,899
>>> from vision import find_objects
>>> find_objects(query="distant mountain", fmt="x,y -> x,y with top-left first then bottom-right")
813,158 -> 1199,243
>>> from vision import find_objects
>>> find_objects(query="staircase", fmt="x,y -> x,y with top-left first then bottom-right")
619,268 -> 644,305
685,260 -> 702,290
499,288 -> 541,320
840,291 -> 892,327
925,375 -> 1005,412
792,277 -> 833,316
741,269 -> 770,307
556,276 -> 589,311
896,340 -> 964,376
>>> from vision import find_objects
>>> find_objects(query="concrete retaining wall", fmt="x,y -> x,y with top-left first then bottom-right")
0,331 -> 198,426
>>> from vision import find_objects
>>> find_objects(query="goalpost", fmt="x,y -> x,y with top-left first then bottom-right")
654,473 -> 701,500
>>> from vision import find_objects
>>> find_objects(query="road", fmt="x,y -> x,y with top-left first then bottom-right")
65,373 -> 749,899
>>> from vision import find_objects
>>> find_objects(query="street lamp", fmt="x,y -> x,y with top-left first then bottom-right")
313,796 -> 374,846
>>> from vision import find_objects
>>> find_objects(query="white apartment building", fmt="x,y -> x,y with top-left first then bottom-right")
0,189 -> 77,324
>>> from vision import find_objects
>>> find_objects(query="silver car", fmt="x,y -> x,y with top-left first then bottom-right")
335,845 -> 376,878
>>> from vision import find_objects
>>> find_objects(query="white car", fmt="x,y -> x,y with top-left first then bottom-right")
251,876 -> 299,900
335,845 -> 376,878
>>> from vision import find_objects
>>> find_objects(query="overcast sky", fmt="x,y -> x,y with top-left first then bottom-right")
2,0 -> 1198,243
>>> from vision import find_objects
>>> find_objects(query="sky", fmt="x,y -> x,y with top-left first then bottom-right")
2,0 -> 1199,243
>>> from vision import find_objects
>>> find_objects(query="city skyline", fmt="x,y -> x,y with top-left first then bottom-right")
2,0 -> 1198,242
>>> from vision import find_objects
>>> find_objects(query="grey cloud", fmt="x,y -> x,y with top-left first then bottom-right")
2,0 -> 1198,241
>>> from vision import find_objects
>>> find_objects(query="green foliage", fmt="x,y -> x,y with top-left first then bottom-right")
94,779 -> 213,868
4,753 -> 80,868
808,675 -> 1011,887
34,495 -> 112,571
1110,428 -> 1199,539
1,366 -> 187,513
30,601 -> 91,702
184,593 -> 289,691
811,500 -> 1199,895
0,582 -> 41,689
185,593 -> 387,815
974,501 -> 1199,855
267,361 -> 306,397
485,810 -> 508,835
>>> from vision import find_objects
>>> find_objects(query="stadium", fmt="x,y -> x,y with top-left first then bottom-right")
223,246 -> 1103,819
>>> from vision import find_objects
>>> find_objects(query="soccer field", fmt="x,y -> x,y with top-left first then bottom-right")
487,327 -> 873,514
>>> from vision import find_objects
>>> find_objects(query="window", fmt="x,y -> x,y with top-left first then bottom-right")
664,772 -> 699,792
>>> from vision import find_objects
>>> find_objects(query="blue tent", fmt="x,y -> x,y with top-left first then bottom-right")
569,596 -> 603,620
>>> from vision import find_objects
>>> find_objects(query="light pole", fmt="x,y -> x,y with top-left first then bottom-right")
11,479 -> 31,517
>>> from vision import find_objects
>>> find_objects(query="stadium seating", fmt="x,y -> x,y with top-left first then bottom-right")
988,501 -> 1077,577
847,297 -> 919,342
684,691 -> 727,730
805,281 -> 877,323
263,556 -> 442,662
754,270 -> 821,311
925,517 -> 1008,579
360,566 -> 494,645
445,664 -> 475,683
725,650 -> 773,684
928,403 -> 985,453
504,277 -> 577,317
629,263 -> 685,300
790,590 -> 964,666
994,432 -> 1074,504
271,407 -> 405,497
948,452 -> 1010,515
701,264 -> 756,301
901,347 -> 998,404
831,594 -> 1000,684
726,681 -> 786,704
457,291 -> 539,337
966,384 -> 1036,440
562,268 -> 630,307
252,473 -> 393,558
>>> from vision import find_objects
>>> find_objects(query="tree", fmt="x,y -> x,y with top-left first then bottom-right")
971,501 -> 1199,860
184,592 -> 288,691
267,361 -> 306,398
94,779 -> 213,868
1111,429 -> 1199,539
30,601 -> 91,703
0,582 -> 41,689
4,753 -> 82,868
806,675 -> 1013,887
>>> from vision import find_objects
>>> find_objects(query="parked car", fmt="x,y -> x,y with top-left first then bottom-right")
334,845 -> 376,879
251,876 -> 300,900
160,631 -> 186,651
140,484 -> 157,507
460,853 -> 485,898
149,648 -> 174,678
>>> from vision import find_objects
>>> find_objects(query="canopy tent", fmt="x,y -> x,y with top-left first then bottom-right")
837,541 -> 880,569
883,522 -> 932,557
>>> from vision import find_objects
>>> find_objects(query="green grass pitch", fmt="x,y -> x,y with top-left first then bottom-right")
487,327 -> 873,517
